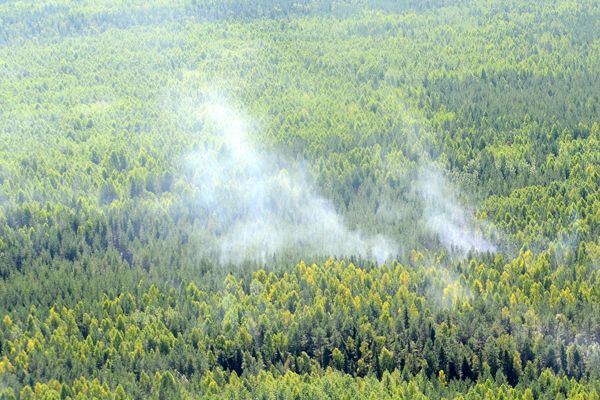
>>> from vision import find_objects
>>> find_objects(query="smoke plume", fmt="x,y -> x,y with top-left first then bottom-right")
185,100 -> 397,265
418,166 -> 497,254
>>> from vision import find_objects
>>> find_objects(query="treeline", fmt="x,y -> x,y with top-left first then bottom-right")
0,0 -> 460,46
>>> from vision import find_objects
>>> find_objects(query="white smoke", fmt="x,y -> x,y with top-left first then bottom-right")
185,101 -> 397,265
418,166 -> 496,254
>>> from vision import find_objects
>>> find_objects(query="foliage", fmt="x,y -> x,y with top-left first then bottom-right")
1,0 -> 599,398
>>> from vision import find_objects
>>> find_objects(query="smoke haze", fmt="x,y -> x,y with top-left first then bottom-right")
418,166 -> 497,254
185,100 -> 397,264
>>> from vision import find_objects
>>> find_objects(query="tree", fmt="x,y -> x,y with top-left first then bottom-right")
379,347 -> 395,375
332,347 -> 345,371
158,371 -> 180,400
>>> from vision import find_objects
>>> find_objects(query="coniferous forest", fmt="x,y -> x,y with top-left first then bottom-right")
1,0 -> 600,398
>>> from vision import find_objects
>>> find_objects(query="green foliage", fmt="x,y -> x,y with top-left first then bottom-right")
1,0 -> 599,398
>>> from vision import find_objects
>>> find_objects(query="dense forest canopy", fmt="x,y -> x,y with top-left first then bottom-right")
0,0 -> 599,398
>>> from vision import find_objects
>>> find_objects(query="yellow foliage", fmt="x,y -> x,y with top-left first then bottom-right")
438,370 -> 447,386
15,351 -> 29,371
0,356 -> 15,373
27,338 -> 37,353
399,270 -> 410,286
509,293 -> 518,306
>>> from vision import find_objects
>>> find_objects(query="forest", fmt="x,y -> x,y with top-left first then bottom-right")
1,0 -> 599,398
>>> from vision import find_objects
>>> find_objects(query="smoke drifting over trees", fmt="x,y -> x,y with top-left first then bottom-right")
180,96 -> 497,264
185,101 -> 397,264
2,0 -> 600,398
182,98 -> 498,265
418,166 -> 497,254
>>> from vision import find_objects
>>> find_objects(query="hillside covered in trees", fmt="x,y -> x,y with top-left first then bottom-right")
1,0 -> 599,398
